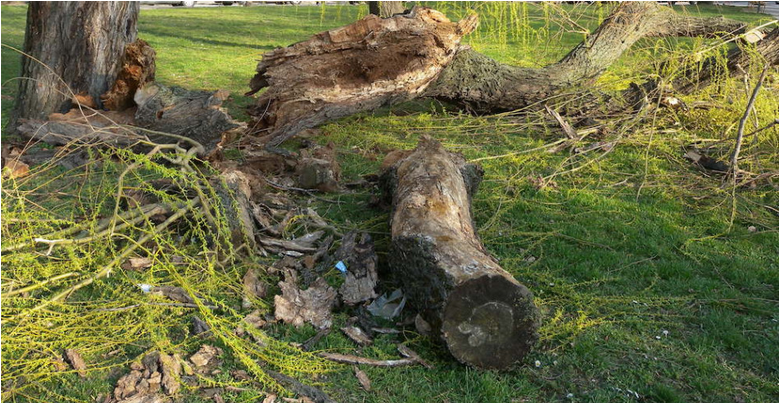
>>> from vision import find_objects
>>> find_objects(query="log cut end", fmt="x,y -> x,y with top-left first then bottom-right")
442,274 -> 539,370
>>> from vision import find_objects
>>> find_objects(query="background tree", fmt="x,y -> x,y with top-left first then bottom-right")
14,1 -> 139,121
368,1 -> 406,18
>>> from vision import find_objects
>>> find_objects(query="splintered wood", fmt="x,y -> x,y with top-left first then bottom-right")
246,7 -> 477,146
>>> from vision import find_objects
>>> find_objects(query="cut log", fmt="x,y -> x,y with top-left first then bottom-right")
381,136 -> 540,370
246,6 -> 477,147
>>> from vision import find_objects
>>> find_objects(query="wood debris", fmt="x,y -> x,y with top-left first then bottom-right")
242,268 -> 267,308
316,352 -> 418,367
397,344 -> 432,369
112,352 -> 182,402
353,366 -> 372,392
340,326 -> 373,346
122,257 -> 153,271
63,349 -> 87,378
274,269 -> 337,329
335,230 -> 379,305
189,345 -> 223,374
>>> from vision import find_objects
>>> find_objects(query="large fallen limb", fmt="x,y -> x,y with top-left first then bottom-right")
424,2 -> 752,112
246,2 -> 772,141
381,137 -> 540,370
246,7 -> 477,147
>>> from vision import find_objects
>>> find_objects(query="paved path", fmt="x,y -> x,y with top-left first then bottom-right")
713,2 -> 779,18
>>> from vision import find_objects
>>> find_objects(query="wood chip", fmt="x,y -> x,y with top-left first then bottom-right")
340,326 -> 373,346
1,158 -> 29,179
64,349 -> 87,377
354,366 -> 372,391
122,257 -> 153,271
274,270 -> 337,329
263,394 -> 277,403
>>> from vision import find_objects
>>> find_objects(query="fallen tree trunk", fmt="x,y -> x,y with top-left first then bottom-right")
381,136 -> 540,370
246,2 -> 773,146
424,2 -> 750,112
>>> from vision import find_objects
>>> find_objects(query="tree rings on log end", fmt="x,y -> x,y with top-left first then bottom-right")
442,275 -> 539,370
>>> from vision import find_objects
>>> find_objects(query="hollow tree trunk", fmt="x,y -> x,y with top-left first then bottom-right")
381,136 -> 540,370
368,1 -> 406,18
15,1 -> 139,121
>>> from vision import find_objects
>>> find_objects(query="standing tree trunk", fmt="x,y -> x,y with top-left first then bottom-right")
15,1 -> 139,121
368,1 -> 406,18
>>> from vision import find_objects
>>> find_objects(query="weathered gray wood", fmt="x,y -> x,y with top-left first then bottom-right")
15,2 -> 139,120
134,83 -> 239,152
382,136 -> 540,370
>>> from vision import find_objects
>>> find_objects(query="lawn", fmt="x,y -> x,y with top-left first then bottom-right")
1,2 -> 779,403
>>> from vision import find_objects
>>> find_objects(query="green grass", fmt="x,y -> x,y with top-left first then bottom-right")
1,2 -> 779,403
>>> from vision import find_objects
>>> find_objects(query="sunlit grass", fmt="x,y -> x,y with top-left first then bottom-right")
1,2 -> 778,402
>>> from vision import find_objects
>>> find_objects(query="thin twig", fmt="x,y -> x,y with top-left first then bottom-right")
730,65 -> 768,173
5,272 -> 81,297
316,352 -> 419,367
32,198 -> 200,311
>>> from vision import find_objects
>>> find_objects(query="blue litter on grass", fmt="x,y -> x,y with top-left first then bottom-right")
335,261 -> 347,274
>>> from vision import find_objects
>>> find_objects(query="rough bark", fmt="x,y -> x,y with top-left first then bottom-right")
15,2 -> 139,121
246,7 -> 477,147
381,136 -> 540,370
134,83 -> 240,153
368,1 -> 406,18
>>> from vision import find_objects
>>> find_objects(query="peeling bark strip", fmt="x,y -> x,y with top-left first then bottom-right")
247,7 -> 477,146
382,137 -> 540,370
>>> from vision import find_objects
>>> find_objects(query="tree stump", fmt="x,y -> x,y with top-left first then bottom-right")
381,136 -> 540,370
